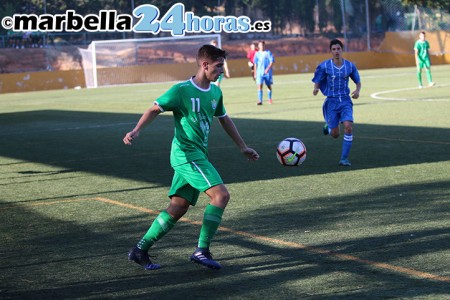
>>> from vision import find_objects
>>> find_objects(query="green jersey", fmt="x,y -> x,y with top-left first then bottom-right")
414,40 -> 430,62
155,78 -> 227,167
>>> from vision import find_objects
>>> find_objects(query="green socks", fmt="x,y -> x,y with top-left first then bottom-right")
136,204 -> 224,251
426,69 -> 432,84
198,204 -> 224,249
137,210 -> 176,251
417,69 -> 433,86
417,70 -> 423,86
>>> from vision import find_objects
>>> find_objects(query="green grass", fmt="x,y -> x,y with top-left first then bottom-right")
0,65 -> 449,299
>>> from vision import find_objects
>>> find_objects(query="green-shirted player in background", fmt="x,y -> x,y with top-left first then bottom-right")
414,31 -> 435,88
123,44 -> 259,270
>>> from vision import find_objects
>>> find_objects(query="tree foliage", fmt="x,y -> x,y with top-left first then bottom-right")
1,0 -> 448,36
402,0 -> 450,12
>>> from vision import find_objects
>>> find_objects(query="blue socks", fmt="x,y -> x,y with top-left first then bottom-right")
341,134 -> 353,159
258,90 -> 272,102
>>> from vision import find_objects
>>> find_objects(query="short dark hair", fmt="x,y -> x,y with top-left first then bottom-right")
197,44 -> 227,63
329,39 -> 344,50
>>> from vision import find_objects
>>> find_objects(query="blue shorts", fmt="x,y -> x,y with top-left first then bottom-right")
322,96 -> 353,129
256,74 -> 273,86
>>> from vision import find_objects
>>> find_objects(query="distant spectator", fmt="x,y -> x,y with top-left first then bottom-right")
375,14 -> 383,33
22,31 -> 32,48
31,31 -> 43,48
8,31 -> 22,49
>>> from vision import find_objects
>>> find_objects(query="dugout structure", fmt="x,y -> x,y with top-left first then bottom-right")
78,34 -> 221,88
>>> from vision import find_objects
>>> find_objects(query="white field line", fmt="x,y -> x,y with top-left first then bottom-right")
370,83 -> 450,101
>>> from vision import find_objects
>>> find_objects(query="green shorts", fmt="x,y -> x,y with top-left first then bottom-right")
168,159 -> 223,206
417,59 -> 431,69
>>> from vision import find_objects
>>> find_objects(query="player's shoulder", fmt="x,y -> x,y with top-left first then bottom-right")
161,79 -> 193,100
176,79 -> 192,89
319,59 -> 331,67
210,83 -> 223,95
344,59 -> 357,68
173,79 -> 199,94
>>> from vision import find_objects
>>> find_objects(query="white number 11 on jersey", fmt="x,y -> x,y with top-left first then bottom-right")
191,98 -> 200,112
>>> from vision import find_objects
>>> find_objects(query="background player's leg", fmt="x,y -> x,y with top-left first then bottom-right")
425,68 -> 433,85
417,68 -> 423,87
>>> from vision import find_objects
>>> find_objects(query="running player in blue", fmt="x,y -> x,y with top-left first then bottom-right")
312,39 -> 361,166
254,40 -> 275,105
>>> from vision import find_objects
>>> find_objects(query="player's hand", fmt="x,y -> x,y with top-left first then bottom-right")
242,147 -> 259,161
123,130 -> 139,145
351,90 -> 360,99
313,88 -> 319,96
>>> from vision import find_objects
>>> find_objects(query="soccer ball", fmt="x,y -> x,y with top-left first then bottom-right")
276,137 -> 307,166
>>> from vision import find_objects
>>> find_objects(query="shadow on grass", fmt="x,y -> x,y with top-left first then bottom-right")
1,110 -> 449,298
0,110 -> 449,188
0,180 -> 449,299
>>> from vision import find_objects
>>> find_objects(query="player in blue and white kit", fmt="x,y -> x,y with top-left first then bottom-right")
254,40 -> 275,105
312,39 -> 361,166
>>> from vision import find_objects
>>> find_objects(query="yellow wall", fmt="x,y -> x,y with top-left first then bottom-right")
378,31 -> 450,54
1,52 -> 449,94
228,51 -> 449,78
2,31 -> 449,94
0,70 -> 84,94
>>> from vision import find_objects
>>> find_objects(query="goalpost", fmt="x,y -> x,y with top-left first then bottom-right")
79,34 -> 221,88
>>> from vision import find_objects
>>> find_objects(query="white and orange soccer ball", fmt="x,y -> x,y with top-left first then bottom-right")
276,137 -> 307,166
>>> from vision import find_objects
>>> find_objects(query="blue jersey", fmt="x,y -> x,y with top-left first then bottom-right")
254,50 -> 274,78
312,59 -> 360,99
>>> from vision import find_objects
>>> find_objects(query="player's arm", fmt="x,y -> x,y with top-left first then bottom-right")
313,82 -> 320,96
224,60 -> 230,78
123,104 -> 161,145
350,67 -> 361,99
265,62 -> 273,74
218,115 -> 259,161
265,53 -> 274,74
312,65 -> 324,96
351,82 -> 361,99
414,48 -> 419,65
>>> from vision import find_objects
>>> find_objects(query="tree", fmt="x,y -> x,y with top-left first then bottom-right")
402,0 -> 450,12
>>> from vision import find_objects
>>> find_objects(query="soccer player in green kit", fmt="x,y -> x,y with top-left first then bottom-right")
414,31 -> 435,88
123,44 -> 259,270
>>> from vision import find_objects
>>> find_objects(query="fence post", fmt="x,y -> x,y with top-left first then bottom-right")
340,0 -> 347,51
366,0 -> 371,50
